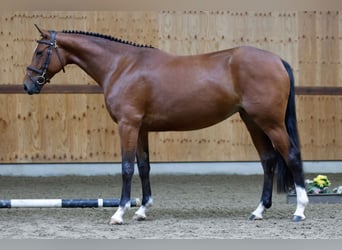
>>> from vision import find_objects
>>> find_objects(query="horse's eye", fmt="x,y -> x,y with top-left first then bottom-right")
36,51 -> 43,57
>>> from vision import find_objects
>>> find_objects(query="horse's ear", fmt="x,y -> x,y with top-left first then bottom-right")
34,24 -> 43,35
34,24 -> 49,38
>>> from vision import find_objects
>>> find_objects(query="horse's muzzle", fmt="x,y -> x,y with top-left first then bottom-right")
23,81 -> 41,95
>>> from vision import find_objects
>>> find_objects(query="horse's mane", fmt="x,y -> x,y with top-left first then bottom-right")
61,30 -> 154,49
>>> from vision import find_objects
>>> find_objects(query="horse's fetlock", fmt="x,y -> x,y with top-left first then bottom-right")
263,201 -> 272,209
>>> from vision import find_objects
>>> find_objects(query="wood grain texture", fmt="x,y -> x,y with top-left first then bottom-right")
1,10 -> 341,163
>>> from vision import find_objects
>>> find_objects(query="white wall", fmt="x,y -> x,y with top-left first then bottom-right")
0,161 -> 341,176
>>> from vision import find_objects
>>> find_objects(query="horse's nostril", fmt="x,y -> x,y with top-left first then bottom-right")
23,84 -> 28,91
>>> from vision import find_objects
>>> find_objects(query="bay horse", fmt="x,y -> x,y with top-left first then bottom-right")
23,25 -> 308,224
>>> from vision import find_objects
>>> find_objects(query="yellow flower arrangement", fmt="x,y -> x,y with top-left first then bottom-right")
305,175 -> 331,194
313,175 -> 331,188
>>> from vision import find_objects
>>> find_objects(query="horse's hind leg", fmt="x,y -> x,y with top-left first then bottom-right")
240,111 -> 278,220
133,129 -> 153,221
266,127 -> 308,221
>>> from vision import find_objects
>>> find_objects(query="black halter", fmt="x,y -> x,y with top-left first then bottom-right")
27,31 -> 65,85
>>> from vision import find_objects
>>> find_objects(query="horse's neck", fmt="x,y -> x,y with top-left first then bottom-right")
59,34 -> 126,87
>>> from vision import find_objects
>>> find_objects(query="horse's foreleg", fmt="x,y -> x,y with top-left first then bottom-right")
110,123 -> 140,225
134,130 -> 153,221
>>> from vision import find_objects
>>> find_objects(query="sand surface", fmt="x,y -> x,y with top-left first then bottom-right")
0,173 -> 341,239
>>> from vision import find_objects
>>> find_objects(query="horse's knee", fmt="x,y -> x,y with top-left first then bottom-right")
122,162 -> 134,180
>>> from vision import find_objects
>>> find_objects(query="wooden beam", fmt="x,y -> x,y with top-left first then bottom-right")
295,86 -> 342,95
0,84 -> 103,94
0,84 -> 341,95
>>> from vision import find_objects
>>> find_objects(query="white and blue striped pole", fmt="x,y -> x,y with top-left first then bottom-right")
0,198 -> 140,208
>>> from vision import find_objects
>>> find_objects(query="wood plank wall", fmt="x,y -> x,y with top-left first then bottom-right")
0,11 -> 341,163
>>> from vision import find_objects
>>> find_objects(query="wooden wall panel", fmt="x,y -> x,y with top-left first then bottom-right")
296,96 -> 342,160
1,95 -> 341,162
0,11 -> 158,85
298,11 -> 341,87
0,10 -> 341,163
159,11 -> 298,62
149,114 -> 256,162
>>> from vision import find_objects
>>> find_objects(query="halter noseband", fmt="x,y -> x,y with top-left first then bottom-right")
27,31 -> 65,85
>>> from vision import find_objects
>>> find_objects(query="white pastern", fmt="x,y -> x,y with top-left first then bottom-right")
109,201 -> 131,225
293,185 -> 309,220
251,202 -> 265,220
134,197 -> 153,221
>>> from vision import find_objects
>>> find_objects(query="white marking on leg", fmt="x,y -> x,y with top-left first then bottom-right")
293,185 -> 309,220
109,201 -> 131,225
134,197 -> 153,221
251,202 -> 265,220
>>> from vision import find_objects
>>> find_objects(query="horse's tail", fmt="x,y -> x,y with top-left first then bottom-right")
276,59 -> 301,192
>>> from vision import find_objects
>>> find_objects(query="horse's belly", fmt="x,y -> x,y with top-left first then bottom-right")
143,106 -> 237,131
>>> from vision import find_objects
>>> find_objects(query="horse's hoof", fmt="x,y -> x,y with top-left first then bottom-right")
249,214 -> 263,221
293,215 -> 305,222
133,213 -> 146,221
109,217 -> 123,225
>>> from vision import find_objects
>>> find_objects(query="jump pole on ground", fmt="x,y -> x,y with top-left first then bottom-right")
0,198 -> 140,208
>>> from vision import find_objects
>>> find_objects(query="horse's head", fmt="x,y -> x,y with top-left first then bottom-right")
23,24 -> 65,95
